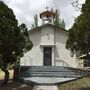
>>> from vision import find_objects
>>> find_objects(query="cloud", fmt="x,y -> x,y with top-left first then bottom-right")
2,0 -> 85,29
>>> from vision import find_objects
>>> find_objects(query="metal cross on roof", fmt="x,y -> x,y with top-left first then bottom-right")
46,6 -> 49,10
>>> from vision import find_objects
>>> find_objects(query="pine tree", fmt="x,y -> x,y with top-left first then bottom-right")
66,0 -> 90,55
54,9 -> 66,29
54,9 -> 61,27
60,19 -> 65,29
31,14 -> 38,29
34,14 -> 38,27
0,1 -> 33,84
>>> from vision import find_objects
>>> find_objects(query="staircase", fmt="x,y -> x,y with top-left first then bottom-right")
19,66 -> 78,78
14,66 -> 84,85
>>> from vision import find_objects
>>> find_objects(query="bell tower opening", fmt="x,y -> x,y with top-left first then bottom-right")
40,9 -> 55,25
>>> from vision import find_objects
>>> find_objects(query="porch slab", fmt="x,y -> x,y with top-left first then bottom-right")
22,77 -> 76,85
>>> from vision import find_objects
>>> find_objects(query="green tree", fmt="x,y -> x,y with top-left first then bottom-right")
66,0 -> 90,55
34,14 -> 38,27
31,14 -> 38,29
0,1 -> 33,84
53,9 -> 65,29
60,19 -> 65,29
54,9 -> 61,27
31,24 -> 35,29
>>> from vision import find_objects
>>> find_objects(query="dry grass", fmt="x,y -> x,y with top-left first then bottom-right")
58,77 -> 90,90
0,69 -> 14,80
0,69 -> 33,90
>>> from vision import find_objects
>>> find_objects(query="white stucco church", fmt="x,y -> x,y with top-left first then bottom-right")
14,10 -> 90,90
20,10 -> 77,68
14,10 -> 89,90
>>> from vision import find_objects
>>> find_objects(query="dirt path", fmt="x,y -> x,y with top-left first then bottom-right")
0,80 -> 33,90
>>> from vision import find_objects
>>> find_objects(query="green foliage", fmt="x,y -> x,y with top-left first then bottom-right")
53,9 -> 65,29
19,23 -> 33,51
66,0 -> 90,55
31,14 -> 38,29
58,77 -> 90,90
31,24 -> 35,29
54,9 -> 60,27
31,9 -> 65,29
60,19 -> 65,29
34,14 -> 38,27
0,1 -> 33,67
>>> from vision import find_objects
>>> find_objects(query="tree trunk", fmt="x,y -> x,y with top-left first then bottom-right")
2,65 -> 9,84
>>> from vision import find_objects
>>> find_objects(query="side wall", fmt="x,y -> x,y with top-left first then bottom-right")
41,27 -> 54,45
20,26 -> 77,68
54,29 -> 77,68
20,30 -> 42,66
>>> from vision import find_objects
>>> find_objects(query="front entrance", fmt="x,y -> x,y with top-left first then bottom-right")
43,47 -> 52,66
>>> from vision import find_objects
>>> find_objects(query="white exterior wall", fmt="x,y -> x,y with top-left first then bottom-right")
40,27 -> 55,66
41,27 -> 54,45
20,25 -> 77,68
54,29 -> 77,68
29,30 -> 43,66
20,30 -> 42,66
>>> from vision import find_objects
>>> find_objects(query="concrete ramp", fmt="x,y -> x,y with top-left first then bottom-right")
23,77 -> 76,85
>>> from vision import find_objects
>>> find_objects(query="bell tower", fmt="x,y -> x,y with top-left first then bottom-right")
40,9 -> 55,25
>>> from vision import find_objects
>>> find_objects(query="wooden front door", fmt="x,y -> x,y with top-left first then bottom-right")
43,47 -> 52,66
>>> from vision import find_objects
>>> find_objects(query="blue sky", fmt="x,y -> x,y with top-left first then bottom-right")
2,0 -> 85,29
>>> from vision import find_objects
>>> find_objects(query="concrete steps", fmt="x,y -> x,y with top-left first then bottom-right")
19,66 -> 77,78
14,66 -> 85,85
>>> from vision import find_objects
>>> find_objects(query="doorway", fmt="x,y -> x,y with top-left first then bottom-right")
43,47 -> 52,66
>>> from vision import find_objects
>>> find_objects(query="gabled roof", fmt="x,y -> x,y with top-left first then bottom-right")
29,24 -> 68,33
40,10 -> 55,18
